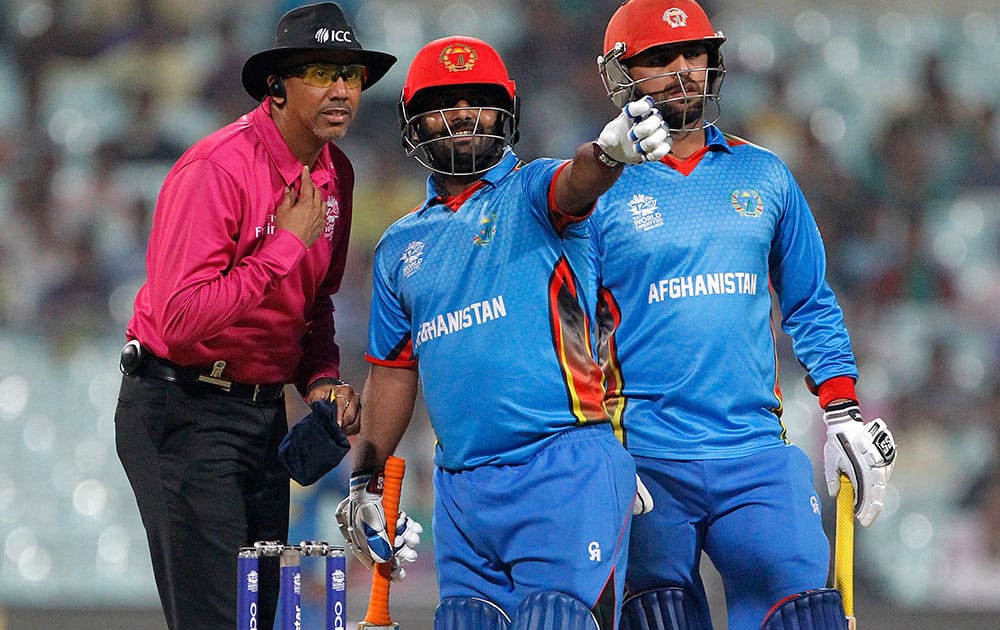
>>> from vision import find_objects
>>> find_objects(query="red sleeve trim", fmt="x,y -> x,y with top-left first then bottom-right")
548,161 -> 593,232
365,353 -> 417,369
818,376 -> 858,408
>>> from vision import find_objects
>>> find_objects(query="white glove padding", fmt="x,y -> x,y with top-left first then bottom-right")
596,95 -> 673,165
823,402 -> 897,527
634,473 -> 654,515
335,471 -> 423,581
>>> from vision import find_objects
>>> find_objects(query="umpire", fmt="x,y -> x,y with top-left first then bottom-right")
113,3 -> 394,629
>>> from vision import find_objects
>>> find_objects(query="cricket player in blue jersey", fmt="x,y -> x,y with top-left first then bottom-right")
334,36 -> 672,629
590,2 -> 898,629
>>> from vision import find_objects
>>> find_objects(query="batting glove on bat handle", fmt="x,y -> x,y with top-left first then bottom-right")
822,402 -> 897,527
596,95 -> 673,165
335,471 -> 423,581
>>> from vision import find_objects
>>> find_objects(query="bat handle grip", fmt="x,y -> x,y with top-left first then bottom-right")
362,455 -> 405,626
835,472 -> 855,620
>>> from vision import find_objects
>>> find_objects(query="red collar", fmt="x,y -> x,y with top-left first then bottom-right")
437,179 -> 488,211
661,144 -> 713,176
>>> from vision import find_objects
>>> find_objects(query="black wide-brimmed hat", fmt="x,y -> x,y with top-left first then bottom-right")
242,2 -> 397,101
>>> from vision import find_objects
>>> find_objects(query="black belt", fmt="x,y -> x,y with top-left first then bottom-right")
122,342 -> 284,403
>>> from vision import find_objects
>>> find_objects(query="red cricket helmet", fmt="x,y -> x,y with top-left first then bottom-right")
603,0 -> 725,63
599,0 -> 726,129
401,36 -> 516,109
398,36 -> 520,176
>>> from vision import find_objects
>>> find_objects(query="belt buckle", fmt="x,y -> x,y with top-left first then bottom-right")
197,360 -> 232,392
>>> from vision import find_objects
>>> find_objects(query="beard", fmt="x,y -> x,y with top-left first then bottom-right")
656,96 -> 706,131
638,71 -> 710,130
422,118 -> 506,174
426,136 -> 504,173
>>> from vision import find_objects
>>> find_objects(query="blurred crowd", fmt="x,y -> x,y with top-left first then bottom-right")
1,0 -> 998,616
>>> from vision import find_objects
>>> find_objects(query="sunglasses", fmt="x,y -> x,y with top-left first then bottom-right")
284,63 -> 367,89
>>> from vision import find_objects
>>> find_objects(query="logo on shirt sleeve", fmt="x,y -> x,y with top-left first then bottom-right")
255,214 -> 277,238
401,240 -> 425,277
324,195 -> 341,240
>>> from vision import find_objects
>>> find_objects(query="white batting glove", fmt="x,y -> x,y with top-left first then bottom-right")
823,402 -> 897,526
634,473 -> 654,516
596,95 -> 673,165
335,470 -> 423,581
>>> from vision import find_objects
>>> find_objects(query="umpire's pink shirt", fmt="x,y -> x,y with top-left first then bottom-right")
127,98 -> 352,394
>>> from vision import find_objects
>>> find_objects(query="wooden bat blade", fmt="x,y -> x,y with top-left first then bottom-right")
359,455 -> 405,629
834,472 -> 856,629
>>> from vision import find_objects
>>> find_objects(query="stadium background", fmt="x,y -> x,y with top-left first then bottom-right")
0,0 -> 998,627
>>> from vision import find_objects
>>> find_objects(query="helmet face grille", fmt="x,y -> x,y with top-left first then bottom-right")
599,42 -> 637,109
633,64 -> 725,131
400,102 -> 518,176
398,36 -> 520,175
598,41 -> 726,131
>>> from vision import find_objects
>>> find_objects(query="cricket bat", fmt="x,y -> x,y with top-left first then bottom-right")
834,472 -> 857,630
358,455 -> 405,629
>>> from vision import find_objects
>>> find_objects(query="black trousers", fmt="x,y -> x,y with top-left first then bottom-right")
115,374 -> 289,630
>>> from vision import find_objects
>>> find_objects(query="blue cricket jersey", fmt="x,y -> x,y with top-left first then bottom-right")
591,126 -> 858,460
367,151 -> 608,471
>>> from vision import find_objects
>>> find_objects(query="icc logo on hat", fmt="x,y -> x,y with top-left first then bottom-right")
314,28 -> 353,44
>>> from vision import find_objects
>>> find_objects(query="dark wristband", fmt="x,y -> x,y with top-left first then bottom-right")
350,468 -> 377,483
592,142 -> 624,169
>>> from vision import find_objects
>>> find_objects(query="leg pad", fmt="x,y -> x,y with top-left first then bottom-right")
620,587 -> 702,630
510,591 -> 597,630
435,596 -> 510,630
761,588 -> 849,630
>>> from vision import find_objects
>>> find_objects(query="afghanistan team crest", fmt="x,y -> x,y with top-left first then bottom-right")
440,43 -> 478,72
473,212 -> 498,246
663,8 -> 689,28
731,189 -> 764,218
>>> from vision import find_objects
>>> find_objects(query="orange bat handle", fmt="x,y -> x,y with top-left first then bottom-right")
361,455 -> 405,627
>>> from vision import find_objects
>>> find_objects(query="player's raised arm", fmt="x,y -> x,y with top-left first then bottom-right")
554,95 -> 672,216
